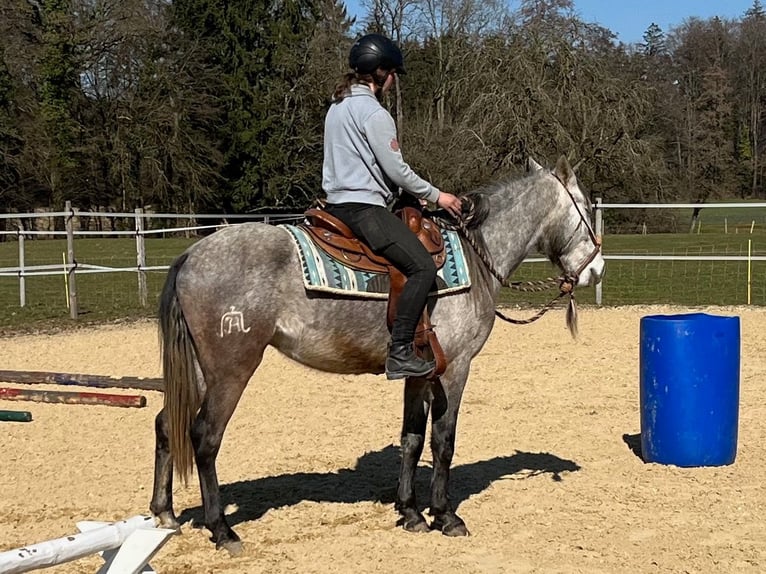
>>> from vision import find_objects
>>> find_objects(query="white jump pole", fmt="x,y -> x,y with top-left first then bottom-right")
0,515 -> 175,574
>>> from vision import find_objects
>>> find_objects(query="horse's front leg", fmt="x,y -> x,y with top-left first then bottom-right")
396,377 -> 431,533
428,366 -> 470,536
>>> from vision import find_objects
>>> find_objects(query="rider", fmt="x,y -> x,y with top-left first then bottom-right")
322,33 -> 463,380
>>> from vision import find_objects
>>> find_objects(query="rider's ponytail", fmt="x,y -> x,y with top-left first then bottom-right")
331,72 -> 376,103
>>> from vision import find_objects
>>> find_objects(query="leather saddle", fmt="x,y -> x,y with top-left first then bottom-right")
300,206 -> 448,377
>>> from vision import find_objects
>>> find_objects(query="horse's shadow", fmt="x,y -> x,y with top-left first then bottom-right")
178,445 -> 580,528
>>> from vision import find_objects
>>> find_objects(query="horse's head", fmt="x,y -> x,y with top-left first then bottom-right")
529,155 -> 605,287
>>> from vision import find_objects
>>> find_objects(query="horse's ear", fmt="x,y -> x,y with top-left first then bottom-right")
554,155 -> 577,187
527,157 -> 544,173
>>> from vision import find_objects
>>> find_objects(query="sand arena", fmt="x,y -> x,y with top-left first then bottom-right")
1,305 -> 764,573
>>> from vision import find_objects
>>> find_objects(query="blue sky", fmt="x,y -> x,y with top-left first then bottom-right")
345,0 -> 758,44
572,0 -> 757,43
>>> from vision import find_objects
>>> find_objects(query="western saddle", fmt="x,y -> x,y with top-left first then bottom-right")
300,206 -> 448,377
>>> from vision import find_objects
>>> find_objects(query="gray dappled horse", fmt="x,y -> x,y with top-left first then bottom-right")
151,156 -> 605,554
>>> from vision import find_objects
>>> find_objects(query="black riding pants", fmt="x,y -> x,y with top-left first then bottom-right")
324,203 -> 437,345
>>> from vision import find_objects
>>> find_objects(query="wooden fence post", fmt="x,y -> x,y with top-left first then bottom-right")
594,197 -> 603,306
65,201 -> 79,319
135,208 -> 147,307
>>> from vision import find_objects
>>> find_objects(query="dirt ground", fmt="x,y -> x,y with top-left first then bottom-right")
0,305 -> 764,574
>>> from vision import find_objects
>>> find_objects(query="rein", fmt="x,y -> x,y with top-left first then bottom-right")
438,171 -> 602,328
452,215 -> 576,326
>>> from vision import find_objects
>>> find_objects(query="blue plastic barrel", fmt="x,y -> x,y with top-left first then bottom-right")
639,313 -> 740,467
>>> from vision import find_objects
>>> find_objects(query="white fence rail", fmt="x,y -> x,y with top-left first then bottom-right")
1,200 -> 765,319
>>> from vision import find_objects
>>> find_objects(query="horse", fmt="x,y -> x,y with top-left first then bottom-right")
150,155 -> 605,555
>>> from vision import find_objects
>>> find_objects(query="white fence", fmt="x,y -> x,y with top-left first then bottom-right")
593,199 -> 766,306
0,201 -> 303,319
1,200 -> 766,319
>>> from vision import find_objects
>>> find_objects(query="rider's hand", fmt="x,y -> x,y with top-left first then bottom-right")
437,192 -> 462,218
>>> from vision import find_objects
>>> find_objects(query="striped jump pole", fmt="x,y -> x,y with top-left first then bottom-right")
0,410 -> 32,422
0,370 -> 163,392
0,515 -> 175,574
0,387 -> 146,408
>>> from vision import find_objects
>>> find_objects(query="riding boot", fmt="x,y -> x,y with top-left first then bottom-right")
385,342 -> 435,380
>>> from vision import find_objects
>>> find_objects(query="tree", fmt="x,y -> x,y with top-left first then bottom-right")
171,0 -> 328,211
411,0 -> 506,133
640,23 -> 667,57
0,56 -> 22,225
37,0 -> 82,207
668,18 -> 737,202
733,0 -> 766,196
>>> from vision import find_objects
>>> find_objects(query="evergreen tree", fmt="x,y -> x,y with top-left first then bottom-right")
171,0 -> 333,211
38,0 -> 81,207
745,0 -> 765,19
0,58 -> 20,219
640,23 -> 667,57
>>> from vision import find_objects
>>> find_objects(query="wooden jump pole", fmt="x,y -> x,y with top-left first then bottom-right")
0,369 -> 163,392
0,387 -> 146,408
0,410 -> 32,422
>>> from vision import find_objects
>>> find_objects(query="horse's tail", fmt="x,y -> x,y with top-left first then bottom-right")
158,252 -> 201,486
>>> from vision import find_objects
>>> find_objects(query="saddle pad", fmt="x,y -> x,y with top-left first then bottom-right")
281,224 -> 471,299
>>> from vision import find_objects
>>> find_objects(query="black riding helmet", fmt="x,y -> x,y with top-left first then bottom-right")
349,34 -> 406,75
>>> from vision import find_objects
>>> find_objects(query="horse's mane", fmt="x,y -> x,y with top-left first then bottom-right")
429,173 -> 530,271
432,170 -> 538,239
459,184 -> 500,230
458,171 -> 537,229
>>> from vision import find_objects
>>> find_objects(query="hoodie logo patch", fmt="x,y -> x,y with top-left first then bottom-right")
390,138 -> 400,152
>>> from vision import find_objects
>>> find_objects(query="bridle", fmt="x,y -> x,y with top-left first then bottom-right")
549,172 -> 602,286
448,171 -> 602,327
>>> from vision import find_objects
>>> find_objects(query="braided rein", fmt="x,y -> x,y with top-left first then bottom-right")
439,209 -> 579,326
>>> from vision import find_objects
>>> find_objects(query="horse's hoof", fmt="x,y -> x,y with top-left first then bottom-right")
153,512 -> 180,531
402,516 -> 430,533
217,539 -> 243,556
442,521 -> 470,537
430,515 -> 470,537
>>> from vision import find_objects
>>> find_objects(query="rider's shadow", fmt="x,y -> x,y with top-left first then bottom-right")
178,445 -> 581,528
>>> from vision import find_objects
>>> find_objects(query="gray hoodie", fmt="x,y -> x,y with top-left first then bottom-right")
322,84 -> 441,207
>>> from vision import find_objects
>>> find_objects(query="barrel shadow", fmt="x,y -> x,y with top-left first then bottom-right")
622,433 -> 644,461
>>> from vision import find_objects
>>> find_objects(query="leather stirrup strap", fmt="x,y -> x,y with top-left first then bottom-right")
416,323 -> 447,378
387,268 -> 447,379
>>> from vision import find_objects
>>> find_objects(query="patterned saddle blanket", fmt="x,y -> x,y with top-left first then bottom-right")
282,224 -> 471,299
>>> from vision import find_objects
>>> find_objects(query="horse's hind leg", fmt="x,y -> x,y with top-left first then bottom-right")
192,366 -> 255,555
150,408 -> 179,529
396,378 -> 431,533
428,366 -> 470,536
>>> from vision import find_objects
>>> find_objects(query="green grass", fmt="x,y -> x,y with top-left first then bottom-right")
604,200 -> 766,235
693,199 -> 766,230
1,232 -> 764,332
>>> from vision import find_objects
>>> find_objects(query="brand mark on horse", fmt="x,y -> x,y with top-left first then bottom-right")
219,307 -> 251,337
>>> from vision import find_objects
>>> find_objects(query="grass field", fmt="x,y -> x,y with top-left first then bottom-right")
0,230 -> 764,331
694,201 -> 766,228
604,200 -> 766,235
